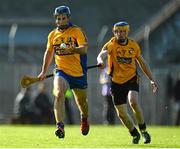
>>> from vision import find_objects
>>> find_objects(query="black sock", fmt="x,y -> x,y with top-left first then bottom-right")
56,122 -> 64,129
130,127 -> 139,137
138,123 -> 146,131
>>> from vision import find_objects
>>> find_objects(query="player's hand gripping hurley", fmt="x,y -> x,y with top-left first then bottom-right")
20,64 -> 101,88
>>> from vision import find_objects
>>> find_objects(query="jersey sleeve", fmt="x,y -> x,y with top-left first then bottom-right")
103,38 -> 113,54
46,31 -> 55,52
102,42 -> 109,52
74,27 -> 88,46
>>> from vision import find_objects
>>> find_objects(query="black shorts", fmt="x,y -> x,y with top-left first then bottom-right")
110,75 -> 139,105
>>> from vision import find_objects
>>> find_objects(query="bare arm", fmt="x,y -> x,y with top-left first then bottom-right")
70,44 -> 88,55
97,47 -> 108,68
136,56 -> 154,81
136,55 -> 158,93
38,49 -> 54,80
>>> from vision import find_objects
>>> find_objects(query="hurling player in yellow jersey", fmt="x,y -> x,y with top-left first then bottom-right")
97,21 -> 158,144
38,6 -> 89,139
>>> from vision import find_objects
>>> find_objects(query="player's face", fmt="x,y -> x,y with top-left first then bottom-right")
113,28 -> 128,41
55,14 -> 69,27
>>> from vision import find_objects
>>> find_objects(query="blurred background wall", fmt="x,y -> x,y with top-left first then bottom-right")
0,0 -> 180,125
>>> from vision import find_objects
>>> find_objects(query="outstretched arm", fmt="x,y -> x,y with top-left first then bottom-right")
136,55 -> 158,93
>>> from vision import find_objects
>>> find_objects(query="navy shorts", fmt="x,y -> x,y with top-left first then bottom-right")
55,69 -> 87,89
111,75 -> 139,105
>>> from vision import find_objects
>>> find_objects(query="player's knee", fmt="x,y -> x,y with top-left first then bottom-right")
78,99 -> 87,107
116,109 -> 126,119
55,90 -> 64,100
117,112 -> 127,120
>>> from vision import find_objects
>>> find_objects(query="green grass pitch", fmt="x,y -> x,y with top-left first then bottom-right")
0,125 -> 180,148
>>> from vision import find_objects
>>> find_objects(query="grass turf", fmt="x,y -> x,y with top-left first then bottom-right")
0,125 -> 180,148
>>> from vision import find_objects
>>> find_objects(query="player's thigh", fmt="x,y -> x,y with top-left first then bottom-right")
72,88 -> 87,102
128,90 -> 139,106
53,76 -> 69,97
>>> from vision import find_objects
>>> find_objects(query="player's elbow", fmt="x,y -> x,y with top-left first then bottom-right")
83,44 -> 88,53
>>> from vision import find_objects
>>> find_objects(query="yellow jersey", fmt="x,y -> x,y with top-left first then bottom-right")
47,24 -> 88,77
104,37 -> 141,84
